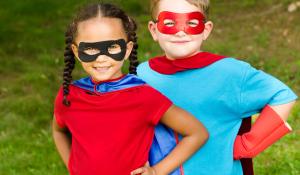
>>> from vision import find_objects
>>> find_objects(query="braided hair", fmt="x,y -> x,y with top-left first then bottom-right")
62,3 -> 139,106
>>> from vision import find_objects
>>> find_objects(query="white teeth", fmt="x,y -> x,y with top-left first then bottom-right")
94,67 -> 110,72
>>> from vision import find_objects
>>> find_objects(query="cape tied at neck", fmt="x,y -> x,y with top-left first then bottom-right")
72,74 -> 145,94
149,52 -> 226,74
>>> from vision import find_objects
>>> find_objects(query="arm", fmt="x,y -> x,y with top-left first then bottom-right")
234,101 -> 296,159
131,105 -> 209,175
270,101 -> 296,121
52,116 -> 71,167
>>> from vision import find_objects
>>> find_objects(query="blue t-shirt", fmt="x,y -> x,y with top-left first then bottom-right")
137,58 -> 297,175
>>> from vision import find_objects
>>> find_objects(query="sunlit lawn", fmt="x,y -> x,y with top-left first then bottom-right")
0,0 -> 299,174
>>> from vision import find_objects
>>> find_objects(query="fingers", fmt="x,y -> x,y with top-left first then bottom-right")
131,166 -> 156,175
144,161 -> 150,167
131,162 -> 156,175
131,167 -> 145,175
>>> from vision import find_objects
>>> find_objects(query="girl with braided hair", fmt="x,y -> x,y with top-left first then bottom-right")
52,3 -> 208,175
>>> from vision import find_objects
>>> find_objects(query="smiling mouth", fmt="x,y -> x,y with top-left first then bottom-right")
93,66 -> 111,72
171,40 -> 190,44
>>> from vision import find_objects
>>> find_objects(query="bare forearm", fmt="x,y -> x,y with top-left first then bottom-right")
153,105 -> 208,175
53,130 -> 71,167
52,118 -> 71,167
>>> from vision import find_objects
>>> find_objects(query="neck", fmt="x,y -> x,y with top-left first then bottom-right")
165,51 -> 201,60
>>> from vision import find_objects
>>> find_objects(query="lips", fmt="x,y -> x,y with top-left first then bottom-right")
93,66 -> 111,72
170,40 -> 191,44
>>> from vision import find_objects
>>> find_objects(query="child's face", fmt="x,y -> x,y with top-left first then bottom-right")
149,0 -> 213,59
72,17 -> 133,82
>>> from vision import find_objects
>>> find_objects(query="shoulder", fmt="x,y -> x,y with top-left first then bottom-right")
138,61 -> 149,67
72,77 -> 91,86
138,84 -> 168,99
213,57 -> 251,70
206,57 -> 253,78
54,86 -> 65,111
54,86 -> 64,103
139,85 -> 173,108
137,61 -> 159,80
137,84 -> 160,94
137,61 -> 150,72
54,85 -> 83,106
125,74 -> 145,83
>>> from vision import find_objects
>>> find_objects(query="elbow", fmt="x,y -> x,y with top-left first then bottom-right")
202,127 -> 209,143
195,126 -> 209,146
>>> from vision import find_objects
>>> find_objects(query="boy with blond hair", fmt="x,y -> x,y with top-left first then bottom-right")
137,0 -> 297,174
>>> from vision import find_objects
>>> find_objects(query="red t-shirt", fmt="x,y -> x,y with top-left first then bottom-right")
54,84 -> 172,175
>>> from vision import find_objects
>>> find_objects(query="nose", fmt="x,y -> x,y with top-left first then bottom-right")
175,30 -> 188,37
95,55 -> 108,62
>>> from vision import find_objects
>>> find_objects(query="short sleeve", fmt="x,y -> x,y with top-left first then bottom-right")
54,87 -> 67,128
239,64 -> 298,117
143,86 -> 173,125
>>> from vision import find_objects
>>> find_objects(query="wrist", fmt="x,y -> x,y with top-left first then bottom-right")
152,165 -> 166,175
151,166 -> 158,175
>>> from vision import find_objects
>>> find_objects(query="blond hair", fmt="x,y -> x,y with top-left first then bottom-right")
150,0 -> 210,20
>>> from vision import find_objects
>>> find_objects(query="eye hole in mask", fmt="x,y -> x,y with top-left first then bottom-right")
82,47 -> 101,55
77,39 -> 127,62
107,43 -> 122,54
163,19 -> 200,28
163,19 -> 175,27
187,19 -> 200,27
82,44 -> 122,55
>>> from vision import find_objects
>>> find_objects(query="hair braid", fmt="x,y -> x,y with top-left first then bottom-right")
62,24 -> 76,106
127,17 -> 139,75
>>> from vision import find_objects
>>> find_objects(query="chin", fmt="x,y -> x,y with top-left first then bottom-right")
92,75 -> 111,82
165,47 -> 199,59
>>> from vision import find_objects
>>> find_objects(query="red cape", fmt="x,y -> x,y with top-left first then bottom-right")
149,52 -> 226,74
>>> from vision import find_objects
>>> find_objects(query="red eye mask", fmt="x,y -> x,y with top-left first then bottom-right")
156,11 -> 205,35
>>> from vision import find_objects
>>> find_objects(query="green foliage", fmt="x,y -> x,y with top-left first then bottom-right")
0,0 -> 299,174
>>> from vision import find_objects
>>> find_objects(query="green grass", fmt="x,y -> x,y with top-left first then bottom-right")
0,0 -> 299,174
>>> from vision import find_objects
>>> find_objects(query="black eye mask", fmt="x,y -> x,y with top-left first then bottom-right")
78,39 -> 127,62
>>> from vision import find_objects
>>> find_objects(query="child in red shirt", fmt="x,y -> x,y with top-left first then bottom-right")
52,3 -> 208,175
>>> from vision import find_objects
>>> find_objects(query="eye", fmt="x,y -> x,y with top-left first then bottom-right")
83,47 -> 100,55
108,44 -> 122,54
187,19 -> 199,27
163,19 -> 175,27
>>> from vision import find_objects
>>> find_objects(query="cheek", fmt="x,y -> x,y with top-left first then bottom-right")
157,35 -> 172,49
81,62 -> 92,71
191,35 -> 204,44
156,32 -> 170,41
112,60 -> 124,69
191,33 -> 204,39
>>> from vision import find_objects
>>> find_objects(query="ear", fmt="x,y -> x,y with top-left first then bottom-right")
124,41 -> 134,60
71,44 -> 80,61
203,21 -> 213,40
148,21 -> 158,41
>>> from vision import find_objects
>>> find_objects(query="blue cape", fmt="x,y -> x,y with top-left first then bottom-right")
73,74 -> 145,93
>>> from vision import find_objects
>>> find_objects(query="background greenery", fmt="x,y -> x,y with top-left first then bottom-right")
0,0 -> 299,174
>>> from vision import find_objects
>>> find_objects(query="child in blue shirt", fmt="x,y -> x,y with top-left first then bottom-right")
137,0 -> 297,175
